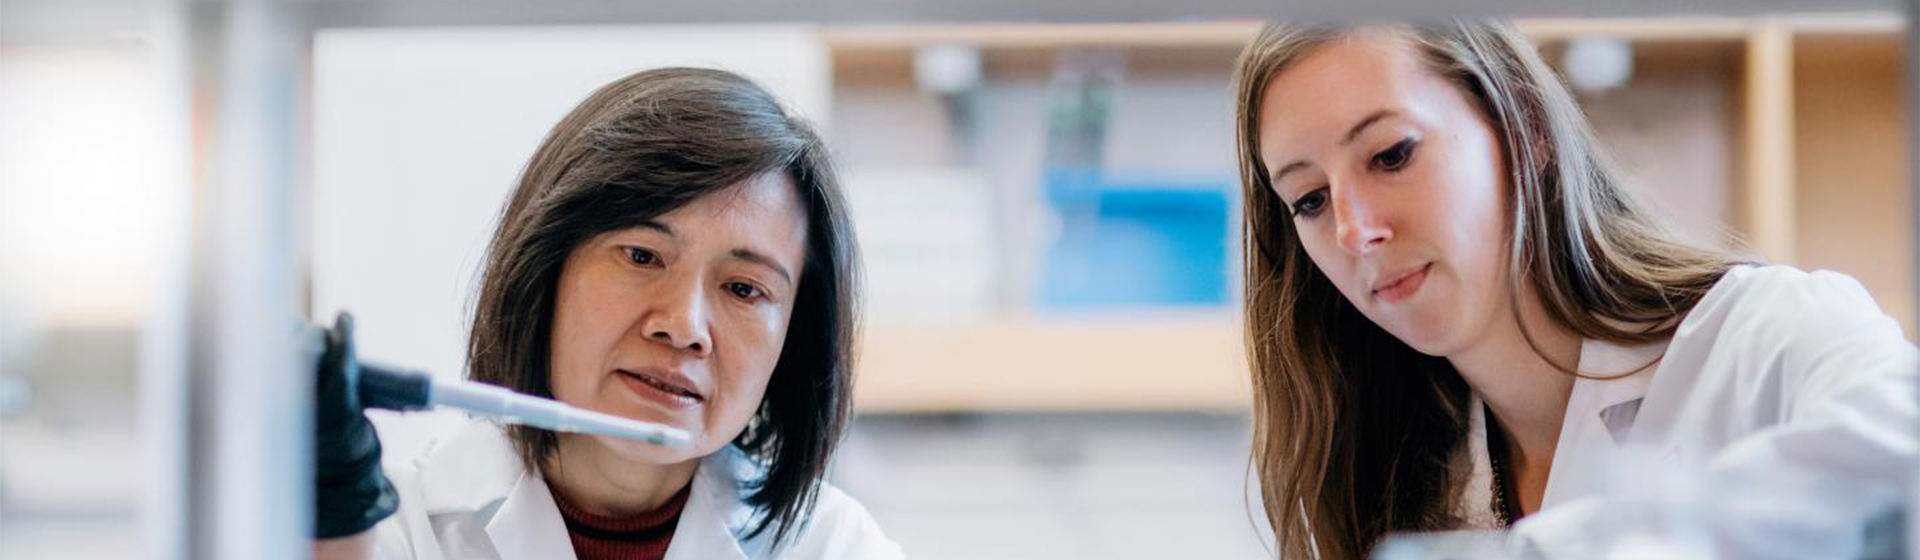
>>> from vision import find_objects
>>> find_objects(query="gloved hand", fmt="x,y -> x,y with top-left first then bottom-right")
313,312 -> 399,538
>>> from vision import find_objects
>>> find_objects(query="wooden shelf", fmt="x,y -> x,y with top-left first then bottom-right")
1522,14 -> 1898,41
852,315 -> 1250,413
822,20 -> 1261,50
821,13 -> 1903,53
830,11 -> 1918,413
1779,12 -> 1905,35
1521,16 -> 1754,41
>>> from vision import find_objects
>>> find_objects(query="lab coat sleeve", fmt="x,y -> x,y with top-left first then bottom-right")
1512,268 -> 1918,560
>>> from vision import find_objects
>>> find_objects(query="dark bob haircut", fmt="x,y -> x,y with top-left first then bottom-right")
466,67 -> 860,546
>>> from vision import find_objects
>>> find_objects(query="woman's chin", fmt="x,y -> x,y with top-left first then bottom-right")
1378,315 -> 1462,357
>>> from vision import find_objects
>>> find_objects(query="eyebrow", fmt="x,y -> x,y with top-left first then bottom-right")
730,249 -> 794,285
1269,109 -> 1399,185
635,220 -> 674,236
630,220 -> 794,284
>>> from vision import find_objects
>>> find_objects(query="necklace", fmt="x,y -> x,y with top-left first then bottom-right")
1484,403 -> 1519,529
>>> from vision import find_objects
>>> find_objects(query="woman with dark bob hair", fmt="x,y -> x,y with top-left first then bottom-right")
313,67 -> 902,560
1234,19 -> 1915,560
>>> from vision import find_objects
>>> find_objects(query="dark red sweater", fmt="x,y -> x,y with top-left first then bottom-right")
550,485 -> 691,560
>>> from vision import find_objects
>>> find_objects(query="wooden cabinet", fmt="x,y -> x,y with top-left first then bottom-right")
825,15 -> 1916,412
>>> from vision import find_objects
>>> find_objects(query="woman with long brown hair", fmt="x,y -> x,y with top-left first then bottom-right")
1233,20 -> 1916,559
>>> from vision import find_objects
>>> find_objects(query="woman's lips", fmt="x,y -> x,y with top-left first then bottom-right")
1372,263 -> 1432,304
615,369 -> 703,410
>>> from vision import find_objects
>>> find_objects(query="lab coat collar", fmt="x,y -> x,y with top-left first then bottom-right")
1571,337 -> 1664,414
1460,338 -> 1667,523
413,420 -> 759,560
484,471 -> 574,560
416,420 -> 524,515
667,445 -> 759,560
411,421 -> 575,559
1538,337 -> 1667,509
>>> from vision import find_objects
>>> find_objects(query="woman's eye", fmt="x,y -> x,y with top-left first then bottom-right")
1290,188 -> 1329,219
626,247 -> 659,266
1371,138 -> 1418,171
725,281 -> 764,301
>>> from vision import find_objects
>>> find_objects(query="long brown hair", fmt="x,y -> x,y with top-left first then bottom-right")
467,67 -> 860,547
1232,20 -> 1747,559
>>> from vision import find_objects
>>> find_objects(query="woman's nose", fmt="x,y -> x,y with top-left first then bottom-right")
1331,180 -> 1393,255
643,276 -> 712,356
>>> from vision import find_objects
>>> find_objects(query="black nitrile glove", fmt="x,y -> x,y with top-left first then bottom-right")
313,312 -> 399,539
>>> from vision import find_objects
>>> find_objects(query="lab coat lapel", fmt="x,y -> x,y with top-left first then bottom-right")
415,421 -> 575,560
1539,338 -> 1665,509
484,471 -> 576,560
417,421 -> 520,515
418,420 -> 755,560
665,448 -> 755,560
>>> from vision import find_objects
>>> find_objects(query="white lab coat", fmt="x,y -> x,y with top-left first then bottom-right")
369,420 -> 905,560
1450,265 -> 1916,559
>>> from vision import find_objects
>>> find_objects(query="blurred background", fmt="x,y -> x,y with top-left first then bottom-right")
0,1 -> 1915,559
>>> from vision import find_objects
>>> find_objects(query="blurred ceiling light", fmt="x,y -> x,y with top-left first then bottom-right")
0,44 -> 169,329
1562,36 -> 1635,94
913,43 -> 982,95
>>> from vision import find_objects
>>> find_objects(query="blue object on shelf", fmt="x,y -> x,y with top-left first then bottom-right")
1038,169 -> 1233,309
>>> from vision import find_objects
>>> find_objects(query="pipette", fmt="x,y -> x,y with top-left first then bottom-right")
310,313 -> 692,448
